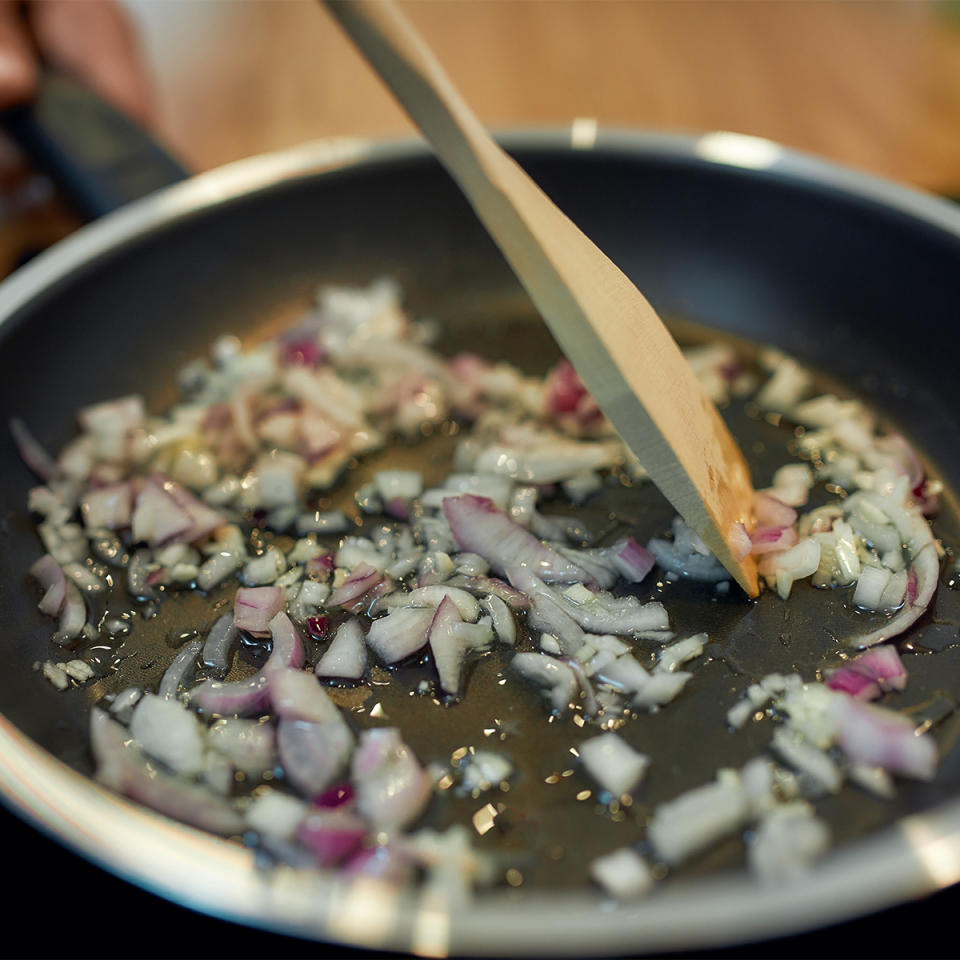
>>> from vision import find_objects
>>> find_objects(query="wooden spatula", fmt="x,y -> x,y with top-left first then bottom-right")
325,0 -> 759,596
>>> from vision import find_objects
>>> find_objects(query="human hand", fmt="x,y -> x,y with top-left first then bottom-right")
0,0 -> 155,267
0,0 -> 154,122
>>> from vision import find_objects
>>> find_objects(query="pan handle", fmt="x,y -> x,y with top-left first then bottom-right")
0,71 -> 189,222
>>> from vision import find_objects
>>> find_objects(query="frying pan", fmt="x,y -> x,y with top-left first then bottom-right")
1,76 -> 960,957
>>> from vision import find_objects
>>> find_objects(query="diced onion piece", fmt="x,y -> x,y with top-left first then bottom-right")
770,728 -> 843,794
826,645 -> 906,701
192,611 -> 304,715
244,788 -> 306,839
366,607 -> 434,663
428,596 -> 468,695
578,732 -> 649,797
54,581 -> 87,646
758,538 -> 820,599
158,640 -> 201,700
30,553 -> 67,617
351,728 -> 431,831
208,718 -> 277,775
82,483 -> 133,531
748,804 -> 830,882
479,594 -> 516,646
753,492 -> 797,529
129,694 -> 207,776
589,848 -> 654,900
277,717 -> 355,797
315,619 -> 367,680
657,633 -> 707,673
91,710 -> 244,835
442,494 -> 592,583
328,562 -> 383,609
296,807 -> 368,867
234,586 -> 284,637
403,585 -> 480,622
853,565 -> 892,611
632,671 -> 692,709
596,655 -> 650,693
827,696 -> 937,780
647,773 -> 748,865
608,537 -> 655,583
202,613 -> 238,678
269,668 -> 343,725
511,652 -> 578,714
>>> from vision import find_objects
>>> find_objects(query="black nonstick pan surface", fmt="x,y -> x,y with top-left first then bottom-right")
2,128 -> 960,957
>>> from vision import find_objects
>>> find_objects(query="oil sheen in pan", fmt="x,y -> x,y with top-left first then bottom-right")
59,313 -> 960,893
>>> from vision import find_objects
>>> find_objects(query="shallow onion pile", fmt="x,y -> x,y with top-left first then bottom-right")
17,278 -> 945,900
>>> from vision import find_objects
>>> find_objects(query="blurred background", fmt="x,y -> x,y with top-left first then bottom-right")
5,0 -> 960,275
3,2 -> 960,957
128,0 -> 960,188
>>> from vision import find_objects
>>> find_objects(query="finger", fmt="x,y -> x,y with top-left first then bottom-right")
0,0 -> 38,110
28,0 -> 155,127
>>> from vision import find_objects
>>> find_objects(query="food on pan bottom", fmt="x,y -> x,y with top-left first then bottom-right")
16,278 -> 960,903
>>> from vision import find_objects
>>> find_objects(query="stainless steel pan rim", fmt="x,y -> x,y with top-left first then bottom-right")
2,128 -> 960,956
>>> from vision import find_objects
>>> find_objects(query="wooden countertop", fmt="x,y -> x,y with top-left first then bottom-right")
139,0 -> 960,192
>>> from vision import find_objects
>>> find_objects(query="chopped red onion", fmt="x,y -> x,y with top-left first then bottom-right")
328,562 -> 383,609
192,612 -> 304,715
479,594 -> 516,646
81,483 -> 133,531
158,640 -> 202,700
854,552 -> 937,648
505,565 -> 585,655
10,417 -> 58,480
315,619 -> 367,680
647,774 -> 748,866
428,596 -> 467,695
265,612 -> 307,672
91,710 -> 244,835
750,526 -> 799,556
606,537 -> 655,583
54,581 -> 87,646
130,693 -> 207,775
596,655 -> 650,694
589,847 -> 654,900
351,728 -> 431,831
152,475 -> 224,543
753,492 -> 798,530
314,782 -> 355,809
825,645 -> 906,701
207,717 -> 277,775
131,479 -> 193,547
365,607 -> 434,663
30,553 -> 67,617
277,717 -> 355,797
269,668 -> 344,726
579,732 -> 649,797
201,613 -> 238,678
510,652 -> 579,714
443,574 -> 530,610
402,585 -> 480,622
234,586 -> 284,637
442,494 -> 593,584
827,695 -> 937,780
296,807 -> 368,866
196,549 -> 243,591
191,673 -> 272,717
